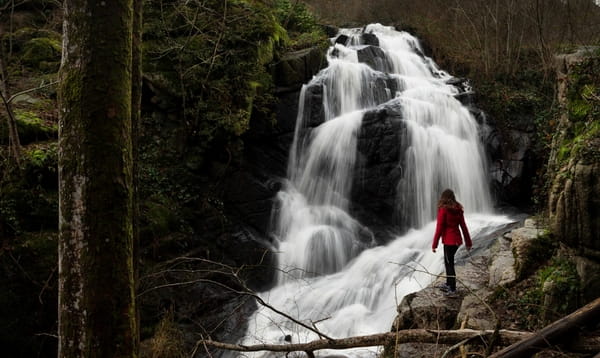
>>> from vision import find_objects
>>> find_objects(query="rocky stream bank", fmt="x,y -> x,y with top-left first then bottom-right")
387,217 -> 599,358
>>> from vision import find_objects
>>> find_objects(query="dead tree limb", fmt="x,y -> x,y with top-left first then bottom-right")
488,297 -> 600,358
201,328 -> 600,355
201,329 -> 533,354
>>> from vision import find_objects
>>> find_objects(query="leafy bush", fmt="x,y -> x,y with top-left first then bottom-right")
272,0 -> 326,50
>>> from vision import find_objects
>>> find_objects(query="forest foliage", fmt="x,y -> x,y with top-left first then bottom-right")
143,0 -> 326,165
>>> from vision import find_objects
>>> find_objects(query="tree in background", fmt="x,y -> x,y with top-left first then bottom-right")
302,0 -> 600,79
58,0 -> 137,356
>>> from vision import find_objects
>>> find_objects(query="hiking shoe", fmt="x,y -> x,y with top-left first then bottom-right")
435,283 -> 451,292
444,289 -> 459,298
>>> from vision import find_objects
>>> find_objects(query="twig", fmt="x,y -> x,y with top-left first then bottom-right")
441,338 -> 472,358
7,80 -> 59,104
139,256 -> 335,342
39,265 -> 57,304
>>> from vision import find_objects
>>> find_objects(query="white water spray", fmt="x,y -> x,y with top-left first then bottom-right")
241,24 -> 513,357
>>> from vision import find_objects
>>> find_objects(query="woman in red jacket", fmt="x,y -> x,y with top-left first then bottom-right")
432,189 -> 472,297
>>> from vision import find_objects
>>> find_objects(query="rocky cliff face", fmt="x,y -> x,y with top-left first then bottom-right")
547,48 -> 600,302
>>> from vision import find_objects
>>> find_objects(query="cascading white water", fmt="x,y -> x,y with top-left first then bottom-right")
241,23 -> 513,357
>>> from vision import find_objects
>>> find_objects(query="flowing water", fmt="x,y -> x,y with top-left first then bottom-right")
240,24 -> 514,357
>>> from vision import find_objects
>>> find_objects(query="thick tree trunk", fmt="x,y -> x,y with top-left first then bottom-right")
58,0 -> 136,356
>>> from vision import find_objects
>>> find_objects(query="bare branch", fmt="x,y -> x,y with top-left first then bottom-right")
138,256 -> 334,341
7,80 -> 59,104
200,329 -> 535,353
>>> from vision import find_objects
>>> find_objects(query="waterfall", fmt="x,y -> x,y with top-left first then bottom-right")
240,23 -> 512,357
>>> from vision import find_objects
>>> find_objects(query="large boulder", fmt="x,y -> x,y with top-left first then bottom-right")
352,105 -> 406,240
392,288 -> 462,331
488,235 -> 517,287
509,219 -> 547,279
356,45 -> 393,72
273,47 -> 326,91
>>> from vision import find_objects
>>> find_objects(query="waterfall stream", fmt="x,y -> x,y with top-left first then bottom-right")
240,24 -> 514,357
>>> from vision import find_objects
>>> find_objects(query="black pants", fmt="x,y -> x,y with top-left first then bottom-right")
444,245 -> 459,291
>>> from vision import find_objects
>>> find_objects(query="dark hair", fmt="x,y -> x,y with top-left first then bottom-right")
437,189 -> 463,210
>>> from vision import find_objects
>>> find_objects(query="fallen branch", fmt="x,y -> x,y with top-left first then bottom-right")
488,297 -> 600,358
200,328 -> 600,355
202,329 -> 530,353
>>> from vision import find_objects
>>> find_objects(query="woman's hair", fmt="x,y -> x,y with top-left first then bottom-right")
437,189 -> 463,210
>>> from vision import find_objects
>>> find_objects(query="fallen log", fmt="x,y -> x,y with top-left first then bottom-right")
488,297 -> 600,358
200,328 -> 599,354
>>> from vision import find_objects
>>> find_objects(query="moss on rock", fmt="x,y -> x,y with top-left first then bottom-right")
21,37 -> 61,71
13,109 -> 57,144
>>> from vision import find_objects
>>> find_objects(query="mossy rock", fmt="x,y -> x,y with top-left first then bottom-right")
511,226 -> 555,280
14,109 -> 58,144
4,27 -> 61,53
21,37 -> 61,71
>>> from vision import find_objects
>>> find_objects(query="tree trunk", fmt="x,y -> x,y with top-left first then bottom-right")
131,0 -> 143,352
58,0 -> 136,356
0,50 -> 22,164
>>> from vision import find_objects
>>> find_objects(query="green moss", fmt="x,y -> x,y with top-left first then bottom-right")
557,144 -> 572,163
554,55 -> 600,167
568,98 -> 593,121
494,254 -> 580,331
142,0 -> 324,165
0,142 -> 57,236
14,109 -> 57,144
515,230 -> 557,279
538,258 -> 580,313
21,37 -> 62,71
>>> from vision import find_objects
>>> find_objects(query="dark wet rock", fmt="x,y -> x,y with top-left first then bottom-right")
334,34 -> 350,45
361,32 -> 379,47
356,45 -> 393,72
273,47 -> 326,91
352,106 -> 406,240
486,127 -> 537,208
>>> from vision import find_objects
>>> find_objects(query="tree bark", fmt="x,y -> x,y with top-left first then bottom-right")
488,297 -> 600,358
58,0 -> 136,356
0,48 -> 22,164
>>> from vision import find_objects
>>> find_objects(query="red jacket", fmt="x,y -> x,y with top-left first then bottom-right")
432,206 -> 472,249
